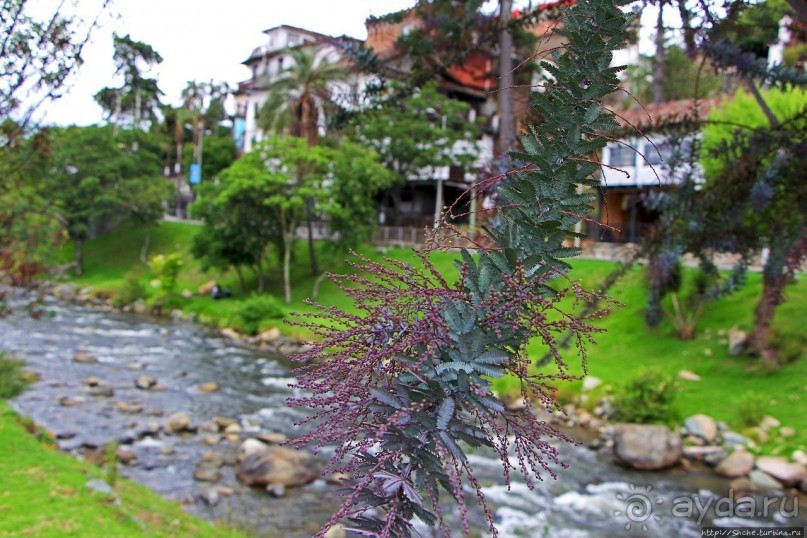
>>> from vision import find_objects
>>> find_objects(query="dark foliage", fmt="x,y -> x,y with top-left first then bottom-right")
287,1 -> 633,536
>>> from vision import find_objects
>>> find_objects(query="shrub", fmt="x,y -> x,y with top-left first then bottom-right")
612,368 -> 679,425
236,295 -> 285,335
736,391 -> 766,427
148,253 -> 183,294
113,272 -> 146,307
0,352 -> 29,399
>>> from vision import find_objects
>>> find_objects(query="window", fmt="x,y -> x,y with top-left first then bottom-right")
607,145 -> 635,167
288,33 -> 301,46
644,142 -> 672,166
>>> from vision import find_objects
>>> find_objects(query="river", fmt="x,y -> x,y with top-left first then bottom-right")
0,291 -> 803,537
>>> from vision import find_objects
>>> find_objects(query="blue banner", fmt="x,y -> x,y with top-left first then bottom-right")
189,163 -> 201,185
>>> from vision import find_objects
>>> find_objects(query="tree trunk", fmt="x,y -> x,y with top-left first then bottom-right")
652,3 -> 666,104
235,266 -> 246,293
753,273 -> 785,371
498,0 -> 515,155
139,228 -> 151,265
305,198 -> 319,276
283,234 -> 293,304
255,262 -> 265,294
74,237 -> 84,277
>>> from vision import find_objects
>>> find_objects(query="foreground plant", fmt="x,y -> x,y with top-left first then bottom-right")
288,0 -> 632,535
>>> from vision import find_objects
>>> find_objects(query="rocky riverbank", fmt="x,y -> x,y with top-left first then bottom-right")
42,282 -> 807,501
527,378 -> 807,498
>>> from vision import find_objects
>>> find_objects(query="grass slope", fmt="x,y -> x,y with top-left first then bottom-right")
0,403 -> 244,537
60,222 -> 807,454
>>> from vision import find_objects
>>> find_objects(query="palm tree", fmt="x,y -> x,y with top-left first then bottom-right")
257,46 -> 349,275
257,46 -> 348,145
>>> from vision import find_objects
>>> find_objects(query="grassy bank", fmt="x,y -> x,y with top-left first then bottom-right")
0,354 -> 243,538
58,221 -> 807,454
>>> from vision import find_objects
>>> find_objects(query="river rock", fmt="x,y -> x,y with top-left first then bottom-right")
722,431 -> 752,449
729,477 -> 758,494
678,370 -> 701,382
53,283 -> 76,300
220,328 -> 241,340
85,479 -> 114,495
779,426 -> 795,438
255,432 -> 287,445
755,456 -> 806,486
238,438 -> 269,461
748,469 -> 783,491
201,450 -> 225,467
683,446 -> 725,462
116,401 -> 143,414
197,421 -> 219,433
199,382 -> 220,393
792,450 -> 807,466
116,448 -> 137,465
132,299 -> 148,315
728,326 -> 748,356
613,424 -> 682,470
236,446 -> 321,487
257,328 -> 281,343
200,488 -> 220,506
83,376 -> 103,386
760,415 -> 781,430
203,435 -> 220,446
59,396 -> 81,407
213,417 -> 236,430
224,423 -> 242,435
134,375 -> 158,390
72,352 -> 98,364
581,375 -> 602,392
266,484 -> 286,497
715,450 -> 755,478
217,486 -> 234,496
165,412 -> 192,433
194,463 -> 222,482
684,414 -> 718,444
84,384 -> 114,398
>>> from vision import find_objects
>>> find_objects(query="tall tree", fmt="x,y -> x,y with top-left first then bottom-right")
258,47 -> 349,275
0,2 -> 108,286
94,34 -> 164,130
47,125 -> 169,275
699,87 -> 807,369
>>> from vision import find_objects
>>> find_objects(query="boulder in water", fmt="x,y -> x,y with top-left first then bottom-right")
613,424 -> 682,470
72,352 -> 98,364
165,412 -> 192,434
755,456 -> 806,487
236,446 -> 321,487
715,450 -> 755,478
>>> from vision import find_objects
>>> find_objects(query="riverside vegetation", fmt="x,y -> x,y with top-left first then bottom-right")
55,221 -> 807,454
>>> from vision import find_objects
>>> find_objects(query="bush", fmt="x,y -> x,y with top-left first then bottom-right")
148,253 -> 183,294
236,295 -> 285,335
736,391 -> 767,427
0,353 -> 30,399
612,368 -> 679,425
113,272 -> 146,307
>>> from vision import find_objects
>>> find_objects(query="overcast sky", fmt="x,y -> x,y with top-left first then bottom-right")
34,0 -> 417,126
32,0 -> 658,126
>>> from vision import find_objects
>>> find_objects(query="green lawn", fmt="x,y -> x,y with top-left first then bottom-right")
59,221 -> 807,455
0,403 -> 245,538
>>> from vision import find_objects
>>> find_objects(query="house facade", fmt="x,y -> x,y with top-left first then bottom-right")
596,98 -> 719,243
